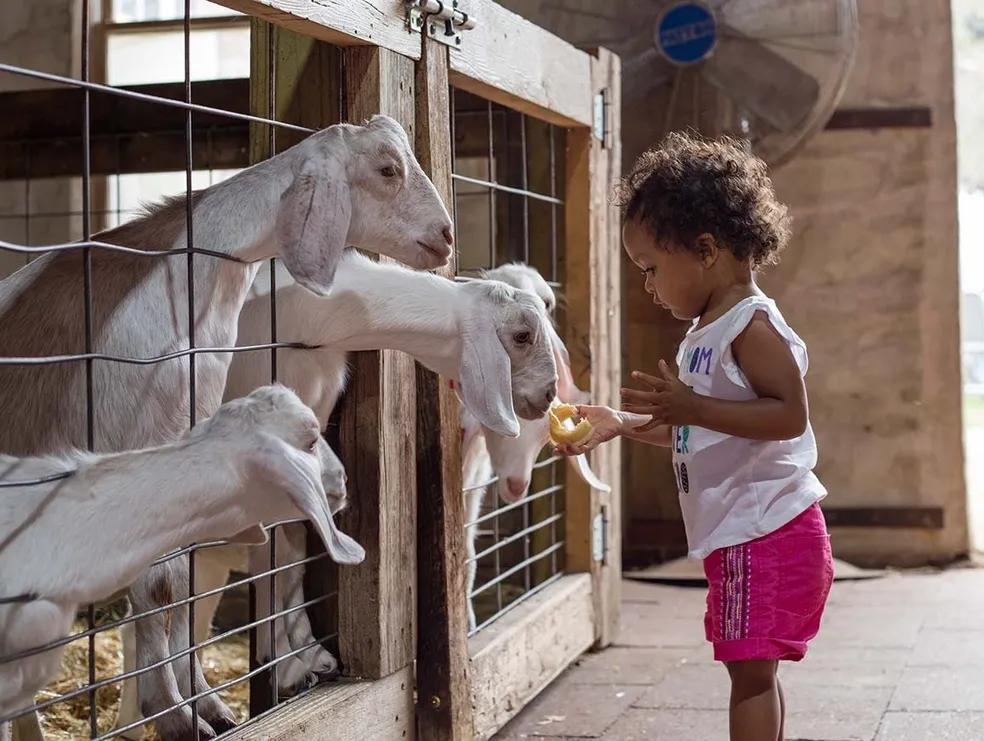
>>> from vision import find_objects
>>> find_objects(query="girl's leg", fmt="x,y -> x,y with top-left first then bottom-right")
777,674 -> 785,741
725,659 -> 781,741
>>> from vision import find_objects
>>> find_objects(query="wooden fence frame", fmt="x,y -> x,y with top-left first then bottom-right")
206,3 -> 622,740
0,2 -> 621,739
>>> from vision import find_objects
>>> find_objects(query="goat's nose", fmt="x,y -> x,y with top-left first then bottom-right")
506,477 -> 529,500
545,383 -> 557,405
442,226 -> 455,246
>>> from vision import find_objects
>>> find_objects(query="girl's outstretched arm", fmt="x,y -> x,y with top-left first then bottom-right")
553,406 -> 671,457
621,311 -> 809,441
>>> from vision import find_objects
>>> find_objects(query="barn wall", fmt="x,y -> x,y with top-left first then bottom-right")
763,0 -> 965,566
498,0 -> 966,567
0,0 -> 84,278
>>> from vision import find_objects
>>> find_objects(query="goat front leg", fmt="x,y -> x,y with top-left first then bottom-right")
247,535 -> 319,697
278,524 -> 340,685
165,558 -> 237,736
10,713 -> 44,741
112,607 -> 145,740
464,487 -> 486,633
128,563 -> 222,741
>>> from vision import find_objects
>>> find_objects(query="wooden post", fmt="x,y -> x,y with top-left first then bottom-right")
563,47 -> 622,648
247,19 -> 343,712
414,36 -> 475,741
334,45 -> 419,681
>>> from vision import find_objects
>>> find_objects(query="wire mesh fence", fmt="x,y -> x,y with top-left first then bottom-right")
450,88 -> 570,636
0,2 -> 347,738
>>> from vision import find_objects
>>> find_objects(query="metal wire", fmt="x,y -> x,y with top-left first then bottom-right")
451,91 -> 568,633
0,548 -> 333,667
0,63 -> 314,134
0,6 -> 343,736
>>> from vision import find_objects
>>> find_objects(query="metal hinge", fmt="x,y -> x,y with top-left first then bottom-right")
406,0 -> 477,49
591,506 -> 609,564
593,89 -> 609,146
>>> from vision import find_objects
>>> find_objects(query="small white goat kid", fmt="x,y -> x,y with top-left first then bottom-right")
0,113 -> 452,741
460,263 -> 610,632
111,249 -> 565,719
0,385 -> 362,738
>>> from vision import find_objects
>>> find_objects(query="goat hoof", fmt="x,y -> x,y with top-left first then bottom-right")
148,709 -> 217,741
315,664 -> 341,683
200,700 -> 236,732
205,715 -> 237,736
279,671 -> 318,699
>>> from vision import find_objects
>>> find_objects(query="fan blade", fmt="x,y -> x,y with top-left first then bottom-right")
701,27 -> 820,133
621,46 -> 678,100
721,0 -> 843,39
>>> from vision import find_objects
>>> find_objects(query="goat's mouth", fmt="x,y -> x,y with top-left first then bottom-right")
499,488 -> 527,505
416,240 -> 453,266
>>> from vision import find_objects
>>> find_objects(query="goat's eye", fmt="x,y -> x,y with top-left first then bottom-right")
514,331 -> 531,344
380,165 -> 398,178
308,439 -> 319,453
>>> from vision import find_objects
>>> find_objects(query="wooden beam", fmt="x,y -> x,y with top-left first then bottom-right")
824,106 -> 933,130
0,78 -> 250,141
467,575 -> 595,741
823,506 -> 945,529
414,36 -> 474,741
209,0 -> 420,59
336,44 -> 419,680
0,129 -> 249,180
563,47 -> 623,649
448,0 -> 593,128
219,668 -> 415,741
624,506 -> 947,568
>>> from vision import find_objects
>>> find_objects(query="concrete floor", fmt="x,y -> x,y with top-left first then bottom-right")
493,567 -> 984,741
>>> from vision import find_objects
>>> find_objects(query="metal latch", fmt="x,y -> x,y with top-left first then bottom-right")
406,0 -> 477,49
591,507 -> 608,564
593,89 -> 609,146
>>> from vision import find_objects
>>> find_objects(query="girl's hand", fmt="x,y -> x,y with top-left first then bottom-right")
552,404 -> 626,457
620,359 -> 699,432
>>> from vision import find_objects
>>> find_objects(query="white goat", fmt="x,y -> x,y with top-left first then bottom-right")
460,264 -> 610,632
0,114 -> 452,741
0,385 -> 362,739
111,249 -> 563,728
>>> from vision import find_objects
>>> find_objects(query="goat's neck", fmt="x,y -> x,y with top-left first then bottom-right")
4,439 -> 260,605
281,256 -> 464,378
184,151 -> 299,264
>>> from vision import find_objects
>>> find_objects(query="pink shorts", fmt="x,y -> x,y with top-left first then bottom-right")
702,502 -> 834,663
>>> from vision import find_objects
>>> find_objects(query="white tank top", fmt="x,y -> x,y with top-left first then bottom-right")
671,295 -> 827,560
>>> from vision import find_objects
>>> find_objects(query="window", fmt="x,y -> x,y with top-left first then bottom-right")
103,0 -> 250,226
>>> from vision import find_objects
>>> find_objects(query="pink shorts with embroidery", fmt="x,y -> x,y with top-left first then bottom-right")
702,502 -> 834,663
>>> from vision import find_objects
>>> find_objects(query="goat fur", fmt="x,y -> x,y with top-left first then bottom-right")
0,114 -> 451,741
112,250 -> 564,724
0,385 -> 361,737
459,263 -> 610,632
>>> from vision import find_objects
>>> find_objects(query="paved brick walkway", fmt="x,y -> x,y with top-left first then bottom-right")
494,566 -> 984,740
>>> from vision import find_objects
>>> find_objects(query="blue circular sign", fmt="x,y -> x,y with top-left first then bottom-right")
655,2 -> 718,66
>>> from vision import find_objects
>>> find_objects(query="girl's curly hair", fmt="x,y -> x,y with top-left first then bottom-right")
613,131 -> 792,268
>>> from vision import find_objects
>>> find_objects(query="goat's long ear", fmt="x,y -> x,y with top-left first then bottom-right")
459,315 -> 520,438
547,323 -> 590,405
569,453 -> 612,493
276,156 -> 351,297
254,435 -> 366,565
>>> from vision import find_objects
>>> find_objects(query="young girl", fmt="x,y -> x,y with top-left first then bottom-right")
555,132 -> 833,741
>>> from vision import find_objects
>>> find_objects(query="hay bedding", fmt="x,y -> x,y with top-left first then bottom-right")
36,617 -> 249,741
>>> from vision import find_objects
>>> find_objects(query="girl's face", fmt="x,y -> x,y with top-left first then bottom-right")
622,218 -> 709,321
